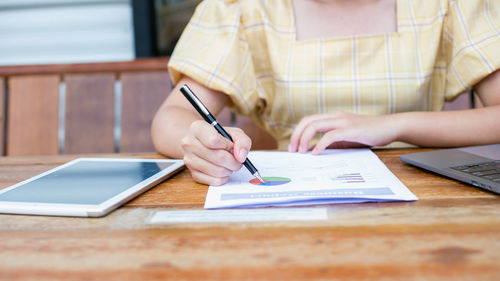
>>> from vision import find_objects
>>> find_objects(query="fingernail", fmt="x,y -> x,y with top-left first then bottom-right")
288,144 -> 293,152
299,146 -> 306,153
238,149 -> 248,162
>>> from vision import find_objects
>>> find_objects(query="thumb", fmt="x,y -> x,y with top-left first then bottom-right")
227,127 -> 252,163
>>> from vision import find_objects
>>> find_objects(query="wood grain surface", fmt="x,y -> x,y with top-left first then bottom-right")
0,58 -> 170,76
7,75 -> 59,156
120,71 -> 170,153
0,149 -> 498,281
64,73 -> 115,154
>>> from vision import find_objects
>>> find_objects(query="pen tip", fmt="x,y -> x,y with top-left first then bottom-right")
255,172 -> 265,183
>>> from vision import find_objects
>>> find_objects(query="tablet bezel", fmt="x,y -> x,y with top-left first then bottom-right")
0,158 -> 184,217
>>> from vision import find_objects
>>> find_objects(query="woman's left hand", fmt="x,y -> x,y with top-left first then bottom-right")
288,111 -> 400,155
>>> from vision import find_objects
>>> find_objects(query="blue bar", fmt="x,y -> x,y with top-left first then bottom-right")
221,187 -> 394,201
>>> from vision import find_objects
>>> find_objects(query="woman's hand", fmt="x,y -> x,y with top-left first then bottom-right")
288,111 -> 400,155
181,120 -> 252,186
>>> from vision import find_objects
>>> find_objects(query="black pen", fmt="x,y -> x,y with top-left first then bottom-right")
180,84 -> 265,183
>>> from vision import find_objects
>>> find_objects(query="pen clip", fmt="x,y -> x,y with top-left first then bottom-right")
180,84 -> 210,116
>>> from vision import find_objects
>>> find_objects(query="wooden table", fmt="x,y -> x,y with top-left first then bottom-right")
0,149 -> 498,281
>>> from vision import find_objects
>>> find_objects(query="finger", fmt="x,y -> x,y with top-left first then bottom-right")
191,120 -> 233,151
312,130 -> 349,155
184,136 -> 242,171
289,114 -> 321,152
226,127 -> 252,163
184,151 -> 236,178
289,114 -> 333,152
190,169 -> 230,186
297,119 -> 340,153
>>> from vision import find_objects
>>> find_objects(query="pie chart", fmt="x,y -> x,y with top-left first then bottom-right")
249,176 -> 291,186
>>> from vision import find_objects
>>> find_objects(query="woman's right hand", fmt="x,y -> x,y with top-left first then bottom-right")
181,120 -> 252,186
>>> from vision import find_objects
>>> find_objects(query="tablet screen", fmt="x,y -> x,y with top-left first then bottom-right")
0,160 -> 175,205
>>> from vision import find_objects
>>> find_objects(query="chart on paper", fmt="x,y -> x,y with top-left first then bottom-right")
204,149 -> 418,209
249,176 -> 291,186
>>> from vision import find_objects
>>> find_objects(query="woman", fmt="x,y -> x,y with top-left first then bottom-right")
152,0 -> 500,185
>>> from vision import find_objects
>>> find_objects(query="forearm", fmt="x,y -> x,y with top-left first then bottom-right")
151,105 -> 202,159
395,105 -> 500,147
151,76 -> 229,158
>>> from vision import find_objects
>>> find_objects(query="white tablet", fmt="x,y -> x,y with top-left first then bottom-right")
0,158 -> 184,217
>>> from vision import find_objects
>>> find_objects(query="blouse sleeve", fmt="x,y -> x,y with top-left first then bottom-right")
167,0 -> 258,115
442,0 -> 500,101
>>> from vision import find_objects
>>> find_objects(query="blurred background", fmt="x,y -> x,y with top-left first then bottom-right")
0,0 -> 201,66
0,0 -> 471,156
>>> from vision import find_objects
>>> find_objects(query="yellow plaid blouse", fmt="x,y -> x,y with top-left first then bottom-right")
168,0 -> 500,149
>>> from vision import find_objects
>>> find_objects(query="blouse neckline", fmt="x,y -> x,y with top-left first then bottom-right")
288,0 -> 402,43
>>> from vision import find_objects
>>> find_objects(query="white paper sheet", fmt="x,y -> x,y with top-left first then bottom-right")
148,208 -> 328,224
204,149 -> 417,209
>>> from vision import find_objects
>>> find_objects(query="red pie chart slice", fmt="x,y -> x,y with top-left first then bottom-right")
249,176 -> 291,186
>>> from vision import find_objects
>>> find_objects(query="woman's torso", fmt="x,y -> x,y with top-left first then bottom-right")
239,0 -> 450,148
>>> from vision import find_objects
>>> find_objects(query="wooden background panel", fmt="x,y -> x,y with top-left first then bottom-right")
0,78 -> 5,156
7,75 -> 59,156
120,71 -> 171,152
0,58 -> 170,76
64,74 -> 115,154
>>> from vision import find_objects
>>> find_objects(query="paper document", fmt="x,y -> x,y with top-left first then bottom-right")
205,149 -> 417,209
149,208 -> 328,224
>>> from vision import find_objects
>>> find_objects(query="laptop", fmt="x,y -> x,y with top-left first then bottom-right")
400,144 -> 500,194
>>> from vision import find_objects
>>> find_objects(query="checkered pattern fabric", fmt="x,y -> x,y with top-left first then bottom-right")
168,0 -> 500,149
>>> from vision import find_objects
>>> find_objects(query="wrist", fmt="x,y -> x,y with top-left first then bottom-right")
385,112 -> 411,143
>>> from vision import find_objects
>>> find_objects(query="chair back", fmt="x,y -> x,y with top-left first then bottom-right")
0,58 -> 277,156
